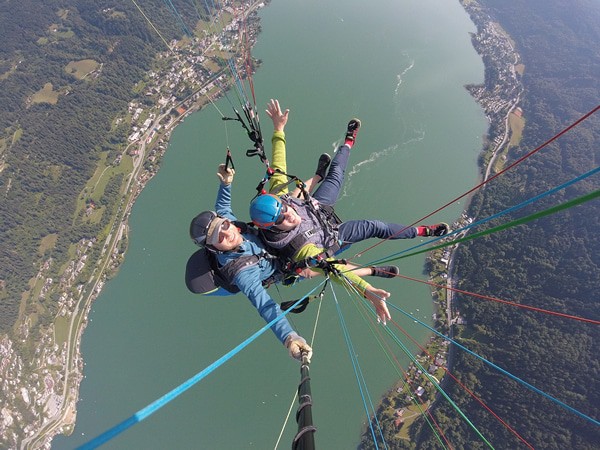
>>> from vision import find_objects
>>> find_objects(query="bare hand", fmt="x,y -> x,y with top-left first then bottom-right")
266,99 -> 289,132
216,164 -> 235,185
285,333 -> 313,363
364,286 -> 391,325
297,268 -> 319,279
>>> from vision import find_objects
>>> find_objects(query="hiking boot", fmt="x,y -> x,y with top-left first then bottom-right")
345,118 -> 361,143
370,265 -> 399,278
315,153 -> 331,180
420,223 -> 450,237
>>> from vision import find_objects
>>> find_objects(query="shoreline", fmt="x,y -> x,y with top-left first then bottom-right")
8,2 -> 266,448
3,0 -> 523,447
359,0 -> 525,443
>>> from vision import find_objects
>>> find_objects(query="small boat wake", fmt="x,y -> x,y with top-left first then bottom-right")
340,129 -> 425,199
395,53 -> 415,96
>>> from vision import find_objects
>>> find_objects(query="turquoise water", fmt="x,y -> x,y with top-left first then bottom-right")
54,0 -> 486,448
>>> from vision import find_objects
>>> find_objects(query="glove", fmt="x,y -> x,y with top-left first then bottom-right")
216,164 -> 235,185
285,333 -> 313,363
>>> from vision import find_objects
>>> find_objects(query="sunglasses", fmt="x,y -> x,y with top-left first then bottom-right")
274,204 -> 288,226
217,220 -> 232,243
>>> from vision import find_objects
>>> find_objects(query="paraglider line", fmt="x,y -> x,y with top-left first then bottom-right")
78,282 -> 327,449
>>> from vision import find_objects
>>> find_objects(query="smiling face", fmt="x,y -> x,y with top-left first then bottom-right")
211,220 -> 244,251
272,204 -> 301,231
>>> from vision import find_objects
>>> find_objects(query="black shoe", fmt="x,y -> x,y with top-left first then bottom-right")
421,223 -> 449,237
315,153 -> 331,180
345,118 -> 361,143
370,265 -> 399,278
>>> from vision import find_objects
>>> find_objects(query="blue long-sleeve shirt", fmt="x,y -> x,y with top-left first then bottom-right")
214,183 -> 294,344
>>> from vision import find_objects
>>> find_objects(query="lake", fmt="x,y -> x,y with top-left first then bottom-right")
54,0 -> 486,448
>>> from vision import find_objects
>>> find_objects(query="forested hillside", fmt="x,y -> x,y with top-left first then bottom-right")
0,1 -> 199,331
413,0 -> 600,448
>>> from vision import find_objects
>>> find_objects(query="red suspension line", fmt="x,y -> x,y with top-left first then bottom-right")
355,297 -> 454,450
352,104 -> 600,260
391,271 -> 600,325
389,318 -> 535,450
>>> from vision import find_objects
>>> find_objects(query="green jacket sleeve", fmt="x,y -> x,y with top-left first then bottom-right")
294,243 -> 370,295
269,130 -> 289,195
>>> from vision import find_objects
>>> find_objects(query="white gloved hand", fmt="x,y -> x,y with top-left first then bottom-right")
216,164 -> 235,185
285,333 -> 313,363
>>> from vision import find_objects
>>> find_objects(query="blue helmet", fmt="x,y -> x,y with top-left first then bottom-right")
249,194 -> 283,229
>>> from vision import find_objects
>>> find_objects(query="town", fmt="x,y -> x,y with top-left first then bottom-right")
0,1 -> 266,448
360,0 -> 525,442
1,0 -> 525,447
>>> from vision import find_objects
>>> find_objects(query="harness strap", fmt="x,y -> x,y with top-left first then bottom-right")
270,169 -> 309,198
287,252 -> 347,277
225,148 -> 235,170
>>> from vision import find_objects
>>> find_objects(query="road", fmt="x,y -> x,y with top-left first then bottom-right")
21,70 -> 231,448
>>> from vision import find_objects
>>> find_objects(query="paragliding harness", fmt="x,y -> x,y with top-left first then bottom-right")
214,105 -> 345,308
185,221 -> 282,295
222,95 -> 344,268
255,169 -> 349,283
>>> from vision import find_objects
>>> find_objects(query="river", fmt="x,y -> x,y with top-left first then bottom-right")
54,0 -> 486,448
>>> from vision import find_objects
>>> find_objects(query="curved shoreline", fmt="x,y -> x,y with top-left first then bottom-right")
359,0 -> 525,442
13,3 -> 266,448
5,0 -> 522,447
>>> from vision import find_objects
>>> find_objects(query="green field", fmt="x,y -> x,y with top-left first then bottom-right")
31,83 -> 59,104
65,59 -> 99,80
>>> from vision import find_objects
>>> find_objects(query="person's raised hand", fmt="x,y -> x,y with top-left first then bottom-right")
216,164 -> 235,185
266,98 -> 289,132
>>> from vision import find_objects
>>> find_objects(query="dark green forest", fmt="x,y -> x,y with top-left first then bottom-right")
409,0 -> 600,449
1,1 -> 598,448
0,0 -> 202,331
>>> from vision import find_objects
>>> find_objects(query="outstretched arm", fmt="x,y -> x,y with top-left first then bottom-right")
335,263 -> 392,325
235,268 -> 313,361
214,164 -> 237,221
294,244 -> 392,324
233,266 -> 296,345
266,99 -> 327,198
266,99 -> 290,195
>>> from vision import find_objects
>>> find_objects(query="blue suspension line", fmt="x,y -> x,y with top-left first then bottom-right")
330,284 -> 388,450
348,287 -> 451,449
78,282 -> 327,450
201,0 -> 217,27
385,301 -> 600,427
365,165 -> 600,267
382,321 -> 492,448
227,59 -> 250,103
188,0 -> 205,21
343,278 -> 490,448
163,0 -> 193,36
